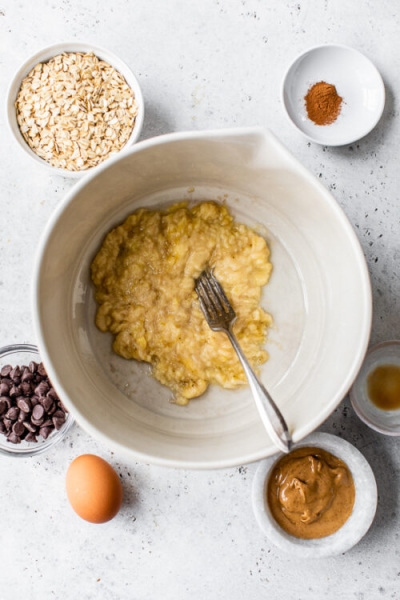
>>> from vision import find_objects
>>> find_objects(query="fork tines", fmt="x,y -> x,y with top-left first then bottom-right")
195,268 -> 236,322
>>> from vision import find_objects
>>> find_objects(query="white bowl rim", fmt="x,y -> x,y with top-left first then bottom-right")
281,43 -> 386,146
31,126 -> 373,469
6,40 -> 145,179
252,432 -> 378,557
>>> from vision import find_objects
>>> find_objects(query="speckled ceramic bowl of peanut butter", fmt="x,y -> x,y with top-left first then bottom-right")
252,432 -> 377,557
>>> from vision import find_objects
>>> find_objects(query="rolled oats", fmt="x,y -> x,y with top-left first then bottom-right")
15,52 -> 139,171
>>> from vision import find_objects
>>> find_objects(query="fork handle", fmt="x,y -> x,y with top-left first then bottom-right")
226,329 -> 292,454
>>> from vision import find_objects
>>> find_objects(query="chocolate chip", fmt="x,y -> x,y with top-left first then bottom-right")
30,395 -> 40,407
9,385 -> 19,398
47,403 -> 57,416
47,388 -> 59,400
42,396 -> 54,412
5,406 -> 19,421
37,363 -> 47,377
0,396 -> 11,410
17,409 -> 28,422
0,382 -> 10,396
23,421 -> 37,433
58,400 -> 68,413
24,432 -> 37,443
0,365 -> 12,377
17,397 -> 32,413
34,381 -> 49,397
21,368 -> 33,382
29,361 -> 38,373
32,404 -> 44,420
10,366 -> 21,381
0,399 -> 8,416
7,432 -> 21,444
20,381 -> 32,396
52,417 -> 65,430
52,409 -> 65,419
3,419 -> 12,431
39,427 -> 52,440
12,421 -> 25,436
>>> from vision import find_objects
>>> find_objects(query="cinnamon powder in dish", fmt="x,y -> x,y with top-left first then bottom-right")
304,81 -> 343,126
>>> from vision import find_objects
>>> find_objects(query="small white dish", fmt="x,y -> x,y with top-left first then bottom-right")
282,44 -> 385,146
350,341 -> 400,435
6,42 -> 144,178
252,432 -> 377,557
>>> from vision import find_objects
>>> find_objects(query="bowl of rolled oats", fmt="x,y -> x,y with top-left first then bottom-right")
7,42 -> 144,177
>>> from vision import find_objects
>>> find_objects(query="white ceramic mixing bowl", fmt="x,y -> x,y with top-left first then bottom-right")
32,127 -> 372,468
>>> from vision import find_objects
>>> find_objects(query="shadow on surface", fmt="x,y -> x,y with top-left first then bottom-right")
140,101 -> 175,142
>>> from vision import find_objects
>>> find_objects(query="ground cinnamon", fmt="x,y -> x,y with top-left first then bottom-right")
304,81 -> 343,126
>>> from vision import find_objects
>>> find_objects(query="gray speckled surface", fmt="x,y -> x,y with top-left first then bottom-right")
1,1 -> 400,598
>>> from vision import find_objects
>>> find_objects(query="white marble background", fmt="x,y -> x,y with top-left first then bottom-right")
1,1 -> 400,598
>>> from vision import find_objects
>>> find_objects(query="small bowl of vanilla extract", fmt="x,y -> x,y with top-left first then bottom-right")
350,341 -> 400,436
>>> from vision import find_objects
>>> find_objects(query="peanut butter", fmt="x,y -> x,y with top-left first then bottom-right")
267,447 -> 355,539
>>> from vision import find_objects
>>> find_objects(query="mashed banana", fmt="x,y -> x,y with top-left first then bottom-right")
91,201 -> 272,404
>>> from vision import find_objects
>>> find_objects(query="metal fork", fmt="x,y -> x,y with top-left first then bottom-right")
195,268 -> 292,454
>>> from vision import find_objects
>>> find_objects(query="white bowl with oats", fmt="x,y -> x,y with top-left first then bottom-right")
6,42 -> 144,178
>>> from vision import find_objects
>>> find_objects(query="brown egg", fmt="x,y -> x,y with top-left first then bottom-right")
66,454 -> 123,523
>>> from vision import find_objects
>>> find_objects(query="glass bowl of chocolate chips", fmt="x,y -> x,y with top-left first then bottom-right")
0,344 -> 73,456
